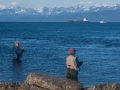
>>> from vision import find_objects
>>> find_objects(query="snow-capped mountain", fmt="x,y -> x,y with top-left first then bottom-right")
0,4 -> 120,22
0,4 -> 120,15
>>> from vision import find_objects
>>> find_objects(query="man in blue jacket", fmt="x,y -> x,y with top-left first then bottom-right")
12,41 -> 25,60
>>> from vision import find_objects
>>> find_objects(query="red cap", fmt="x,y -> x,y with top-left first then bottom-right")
70,48 -> 76,54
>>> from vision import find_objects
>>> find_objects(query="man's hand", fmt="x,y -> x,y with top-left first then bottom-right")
22,47 -> 25,50
77,67 -> 80,71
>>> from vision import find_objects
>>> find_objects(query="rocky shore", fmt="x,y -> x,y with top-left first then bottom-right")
0,72 -> 120,90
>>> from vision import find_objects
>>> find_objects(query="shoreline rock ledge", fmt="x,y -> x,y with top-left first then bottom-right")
24,72 -> 83,90
0,72 -> 120,90
0,72 -> 83,90
85,83 -> 120,90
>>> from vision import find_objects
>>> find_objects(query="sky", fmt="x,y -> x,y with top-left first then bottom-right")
0,0 -> 120,8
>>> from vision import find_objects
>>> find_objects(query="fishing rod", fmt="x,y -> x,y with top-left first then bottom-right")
34,14 -> 46,31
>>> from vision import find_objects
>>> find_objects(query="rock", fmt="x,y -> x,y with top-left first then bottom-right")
18,83 -> 49,90
24,72 -> 83,90
85,83 -> 120,90
1,73 -> 120,90
0,82 -> 20,90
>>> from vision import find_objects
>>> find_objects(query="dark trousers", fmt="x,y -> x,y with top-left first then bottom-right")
66,68 -> 78,81
13,58 -> 19,60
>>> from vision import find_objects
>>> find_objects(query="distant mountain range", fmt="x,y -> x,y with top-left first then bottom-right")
0,4 -> 120,22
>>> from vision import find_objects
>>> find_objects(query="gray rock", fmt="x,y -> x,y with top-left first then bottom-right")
0,82 -> 20,90
85,83 -> 120,90
24,72 -> 83,90
18,83 -> 49,90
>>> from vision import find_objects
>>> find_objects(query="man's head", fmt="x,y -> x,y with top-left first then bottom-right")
14,41 -> 19,47
70,48 -> 76,55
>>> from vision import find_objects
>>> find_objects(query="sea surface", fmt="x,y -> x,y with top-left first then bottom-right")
0,22 -> 120,88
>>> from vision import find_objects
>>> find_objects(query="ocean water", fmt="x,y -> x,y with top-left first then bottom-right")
0,22 -> 120,88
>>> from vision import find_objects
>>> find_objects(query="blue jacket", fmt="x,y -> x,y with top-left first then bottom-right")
12,46 -> 24,60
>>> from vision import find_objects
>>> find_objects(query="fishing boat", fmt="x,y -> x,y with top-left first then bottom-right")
66,18 -> 89,22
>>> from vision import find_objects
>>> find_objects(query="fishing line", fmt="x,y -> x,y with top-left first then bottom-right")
34,14 -> 46,31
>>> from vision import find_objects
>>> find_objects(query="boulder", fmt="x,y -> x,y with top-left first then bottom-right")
85,83 -> 120,90
24,72 -> 83,90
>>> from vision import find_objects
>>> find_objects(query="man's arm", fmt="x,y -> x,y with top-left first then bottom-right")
16,47 -> 24,55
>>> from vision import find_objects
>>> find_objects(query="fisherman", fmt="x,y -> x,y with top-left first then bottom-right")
12,41 -> 25,60
66,48 -> 83,81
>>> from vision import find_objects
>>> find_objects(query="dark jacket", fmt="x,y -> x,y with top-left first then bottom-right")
76,58 -> 83,68
12,46 -> 24,60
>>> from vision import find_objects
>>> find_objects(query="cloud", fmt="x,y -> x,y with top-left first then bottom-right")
102,4 -> 108,7
0,4 -> 6,9
93,4 -> 101,7
79,1 -> 93,5
10,2 -> 20,6
78,1 -> 111,7
0,2 -> 21,10
93,4 -> 110,7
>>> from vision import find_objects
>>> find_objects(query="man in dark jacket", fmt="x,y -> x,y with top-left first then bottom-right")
12,41 -> 25,60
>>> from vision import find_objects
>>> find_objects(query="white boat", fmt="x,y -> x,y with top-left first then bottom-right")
83,18 -> 89,22
100,20 -> 106,23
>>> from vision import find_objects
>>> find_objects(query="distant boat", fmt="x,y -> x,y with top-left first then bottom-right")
66,18 -> 89,22
100,20 -> 106,23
